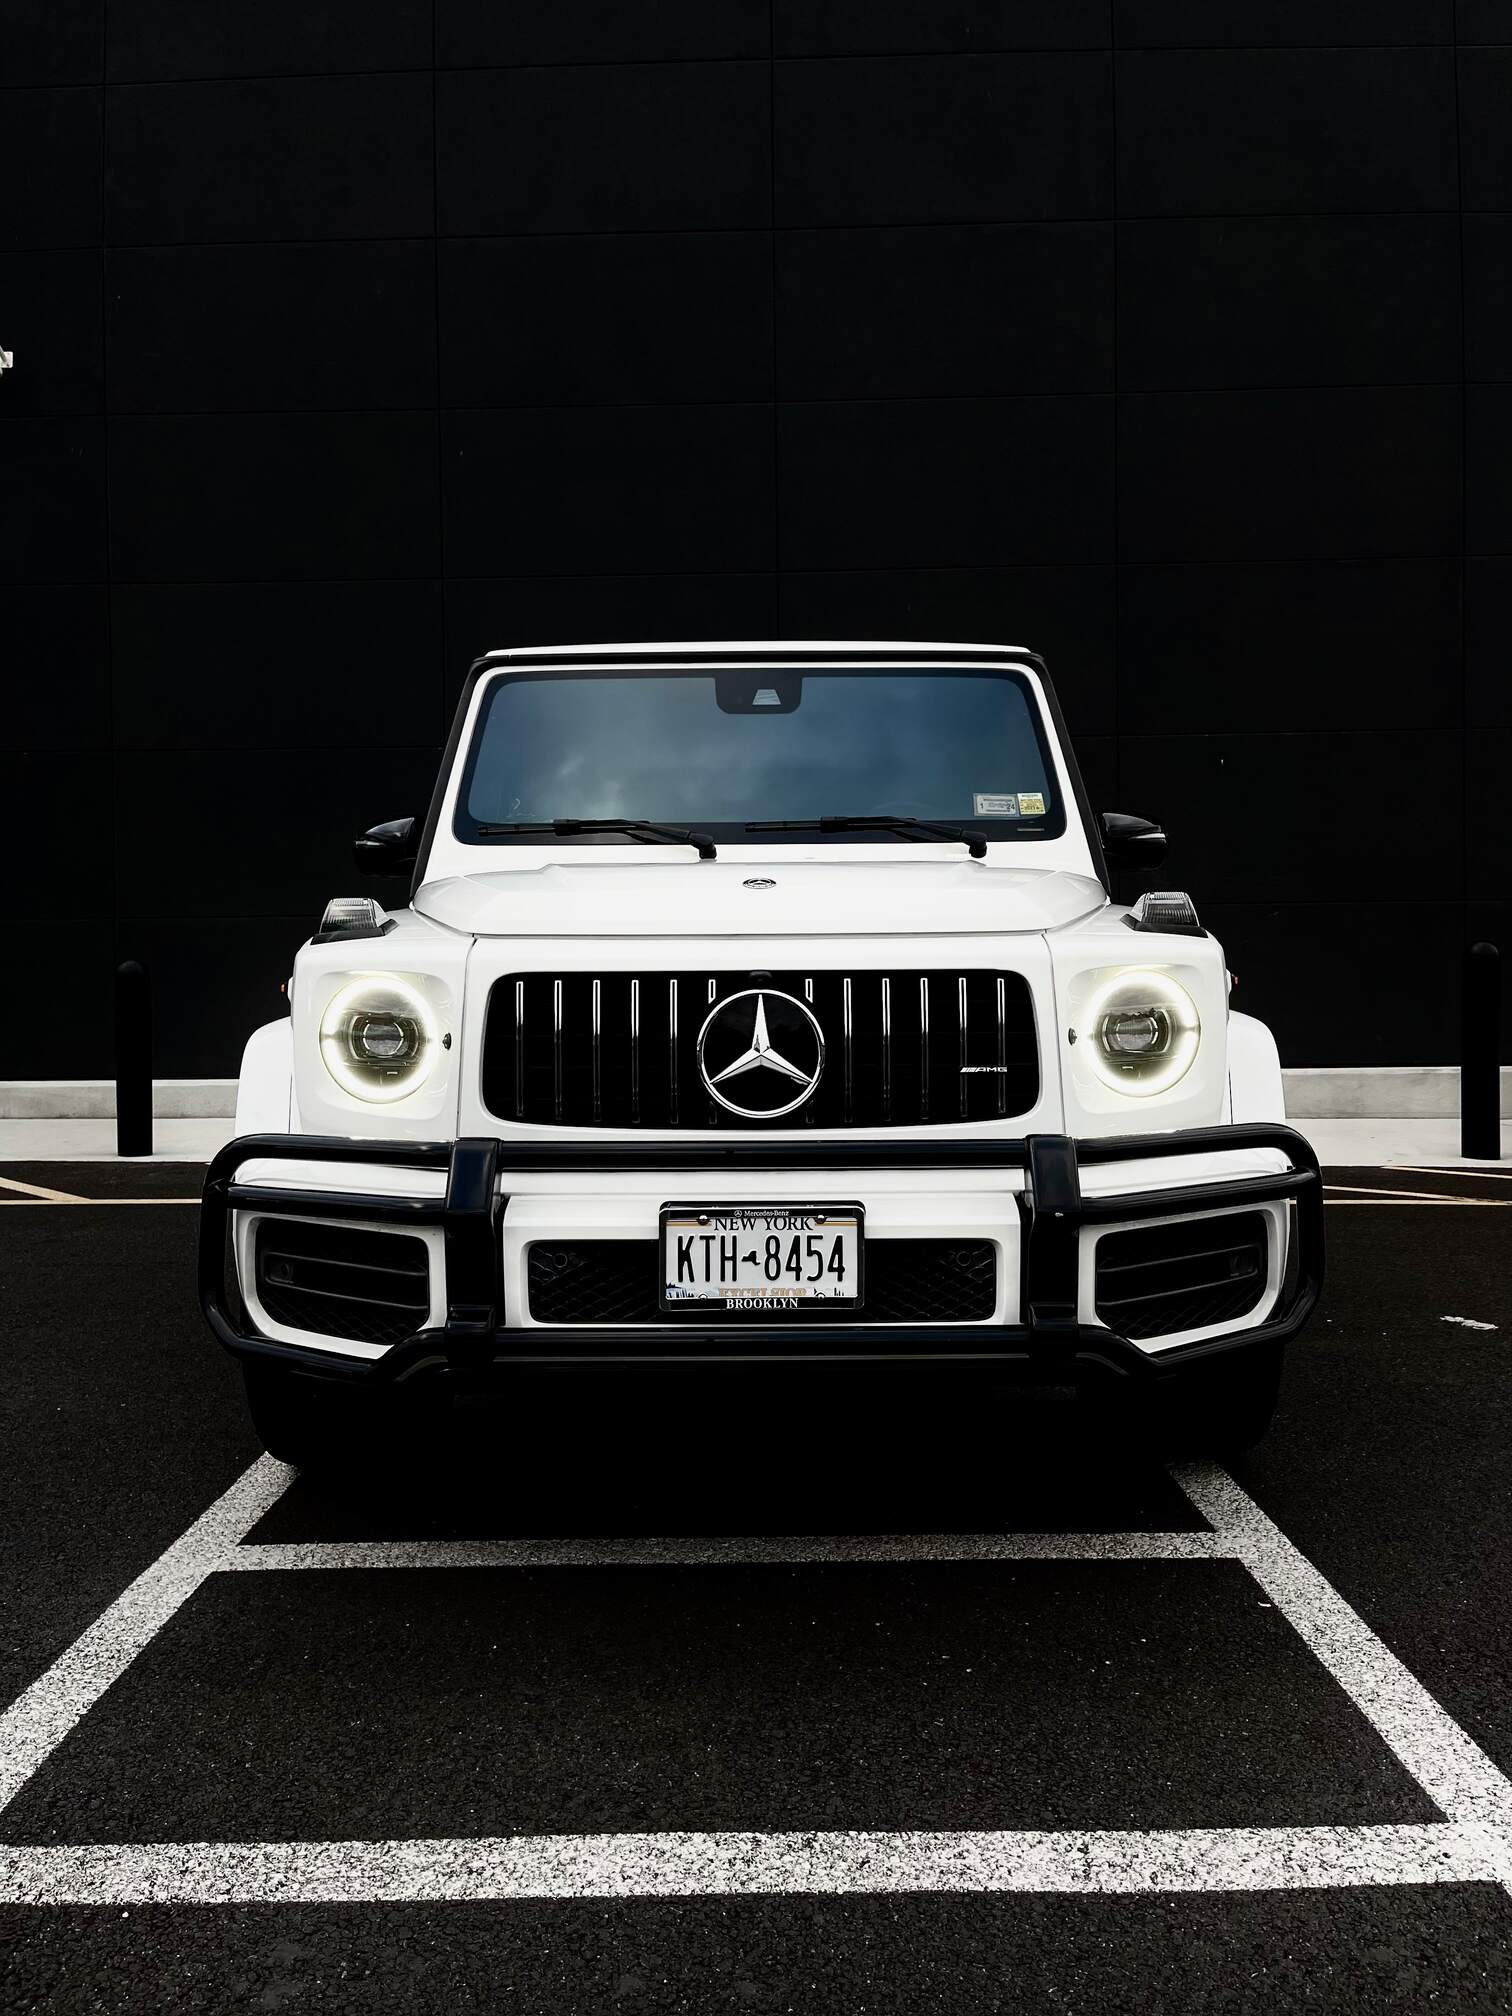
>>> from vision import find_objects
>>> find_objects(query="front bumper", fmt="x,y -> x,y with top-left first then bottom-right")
199,1125 -> 1323,1389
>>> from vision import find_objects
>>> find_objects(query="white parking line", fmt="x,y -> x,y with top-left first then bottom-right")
3,1454 -> 1512,1905
225,1531 -> 1230,1573
0,1822 -> 1497,1906
0,1457 -> 291,1815
1175,1464 -> 1512,1853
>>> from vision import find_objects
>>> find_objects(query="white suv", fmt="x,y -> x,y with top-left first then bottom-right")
200,642 -> 1322,1461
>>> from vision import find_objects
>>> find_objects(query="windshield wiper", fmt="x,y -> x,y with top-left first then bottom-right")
476,817 -> 717,860
745,815 -> 987,860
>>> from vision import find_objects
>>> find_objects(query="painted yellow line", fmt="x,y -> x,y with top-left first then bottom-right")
0,1197 -> 200,1207
0,1173 -> 88,1203
1325,1184 -> 1484,1203
1324,1197 -> 1512,1207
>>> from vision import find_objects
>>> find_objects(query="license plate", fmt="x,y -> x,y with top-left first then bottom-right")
659,1204 -> 864,1311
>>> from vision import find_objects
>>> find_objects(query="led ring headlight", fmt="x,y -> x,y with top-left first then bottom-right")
1081,969 -> 1200,1097
319,976 -> 437,1103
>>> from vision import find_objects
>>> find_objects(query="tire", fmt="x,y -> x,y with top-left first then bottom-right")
1163,1341 -> 1285,1455
1079,1341 -> 1284,1457
242,1362 -> 359,1468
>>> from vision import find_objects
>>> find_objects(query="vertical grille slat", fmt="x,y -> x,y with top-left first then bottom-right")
668,978 -> 679,1125
552,977 -> 564,1121
514,979 -> 525,1119
842,976 -> 853,1123
881,976 -> 892,1121
958,976 -> 968,1121
630,978 -> 641,1124
996,975 -> 1007,1118
918,977 -> 930,1121
592,977 -> 602,1122
484,969 -> 1037,1128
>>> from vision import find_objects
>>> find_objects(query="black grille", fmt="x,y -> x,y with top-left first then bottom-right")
254,1219 -> 431,1345
1094,1212 -> 1270,1341
483,970 -> 1038,1128
527,1239 -> 998,1325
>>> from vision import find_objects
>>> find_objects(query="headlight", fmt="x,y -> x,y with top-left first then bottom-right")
319,976 -> 437,1103
1080,969 -> 1200,1097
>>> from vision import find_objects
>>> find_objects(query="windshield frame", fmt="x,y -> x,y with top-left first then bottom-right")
448,660 -> 1071,850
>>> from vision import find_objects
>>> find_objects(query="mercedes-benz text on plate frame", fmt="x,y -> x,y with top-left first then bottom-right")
661,1205 -> 863,1310
207,641 -> 1322,1465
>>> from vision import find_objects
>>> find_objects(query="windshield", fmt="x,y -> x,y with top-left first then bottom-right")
455,665 -> 1065,845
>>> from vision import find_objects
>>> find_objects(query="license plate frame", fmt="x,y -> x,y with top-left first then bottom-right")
658,1202 -> 865,1313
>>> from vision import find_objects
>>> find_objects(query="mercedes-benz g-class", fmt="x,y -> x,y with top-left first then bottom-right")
200,642 -> 1321,1461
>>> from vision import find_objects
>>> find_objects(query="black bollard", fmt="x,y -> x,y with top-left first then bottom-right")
1461,942 -> 1502,1162
115,959 -> 153,1158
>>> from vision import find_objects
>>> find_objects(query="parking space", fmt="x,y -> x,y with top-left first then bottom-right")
2,1165 -> 1511,2010
4,1554 -> 1435,1845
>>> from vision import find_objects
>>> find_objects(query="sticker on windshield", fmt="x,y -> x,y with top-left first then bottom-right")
1017,791 -> 1047,816
974,792 -> 1021,817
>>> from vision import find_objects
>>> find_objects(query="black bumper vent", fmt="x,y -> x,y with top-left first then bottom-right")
254,1219 -> 430,1346
1094,1212 -> 1270,1341
527,1239 -> 998,1326
483,969 -> 1038,1129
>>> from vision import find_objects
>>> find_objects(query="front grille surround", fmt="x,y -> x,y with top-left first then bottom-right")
527,1238 -> 1000,1326
482,969 -> 1039,1130
253,1217 -> 433,1346
1091,1209 -> 1273,1342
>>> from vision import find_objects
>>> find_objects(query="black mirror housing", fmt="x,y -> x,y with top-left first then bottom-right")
354,816 -> 418,877
1099,811 -> 1168,869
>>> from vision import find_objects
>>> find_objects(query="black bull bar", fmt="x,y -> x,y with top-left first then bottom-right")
199,1124 -> 1323,1387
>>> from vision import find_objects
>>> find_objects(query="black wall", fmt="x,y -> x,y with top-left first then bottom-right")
4,0 -> 1509,1076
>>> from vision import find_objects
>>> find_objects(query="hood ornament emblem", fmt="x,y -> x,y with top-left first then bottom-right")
696,989 -> 824,1119
743,877 -> 775,890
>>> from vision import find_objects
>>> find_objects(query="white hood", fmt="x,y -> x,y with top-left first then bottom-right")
414,857 -> 1108,938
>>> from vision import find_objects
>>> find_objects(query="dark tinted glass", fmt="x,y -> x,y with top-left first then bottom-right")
457,667 -> 1062,842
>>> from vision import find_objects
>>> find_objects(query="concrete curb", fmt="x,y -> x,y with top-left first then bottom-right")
0,1081 -> 238,1120
1283,1067 -> 1512,1119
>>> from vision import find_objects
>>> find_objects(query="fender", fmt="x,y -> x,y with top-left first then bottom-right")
1227,1010 -> 1286,1124
234,1018 -> 296,1136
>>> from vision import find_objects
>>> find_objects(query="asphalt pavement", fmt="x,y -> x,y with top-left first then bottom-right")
1,1162 -> 1510,2012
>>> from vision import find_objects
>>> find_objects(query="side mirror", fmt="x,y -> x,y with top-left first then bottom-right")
1099,811 -> 1168,869
354,816 -> 418,877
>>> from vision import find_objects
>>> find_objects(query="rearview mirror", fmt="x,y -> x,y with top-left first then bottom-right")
353,816 -> 418,877
1099,811 -> 1168,868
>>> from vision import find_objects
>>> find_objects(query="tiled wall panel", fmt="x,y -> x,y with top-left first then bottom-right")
0,7 -> 1501,1070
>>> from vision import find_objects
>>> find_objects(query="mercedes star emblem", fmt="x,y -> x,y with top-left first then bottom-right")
696,989 -> 825,1119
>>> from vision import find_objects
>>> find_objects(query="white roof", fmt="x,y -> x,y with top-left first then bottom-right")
482,639 -> 1032,659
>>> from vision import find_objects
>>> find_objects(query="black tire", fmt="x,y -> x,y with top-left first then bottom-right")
1080,1341 -> 1284,1457
1162,1340 -> 1285,1455
242,1362 -> 358,1467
